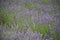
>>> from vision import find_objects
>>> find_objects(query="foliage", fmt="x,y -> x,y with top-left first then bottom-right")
30,23 -> 50,38
0,9 -> 16,25
53,31 -> 60,40
42,0 -> 49,4
0,0 -> 60,40
22,2 -> 37,10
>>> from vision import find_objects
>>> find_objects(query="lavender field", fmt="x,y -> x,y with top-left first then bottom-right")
0,0 -> 60,40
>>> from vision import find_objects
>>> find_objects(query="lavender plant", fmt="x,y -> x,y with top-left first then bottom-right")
0,0 -> 60,40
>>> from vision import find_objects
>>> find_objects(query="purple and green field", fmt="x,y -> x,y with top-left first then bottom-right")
0,0 -> 60,40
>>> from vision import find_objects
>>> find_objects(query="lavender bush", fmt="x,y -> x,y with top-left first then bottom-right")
0,0 -> 60,40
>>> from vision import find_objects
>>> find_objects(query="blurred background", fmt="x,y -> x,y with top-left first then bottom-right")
0,0 -> 60,40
